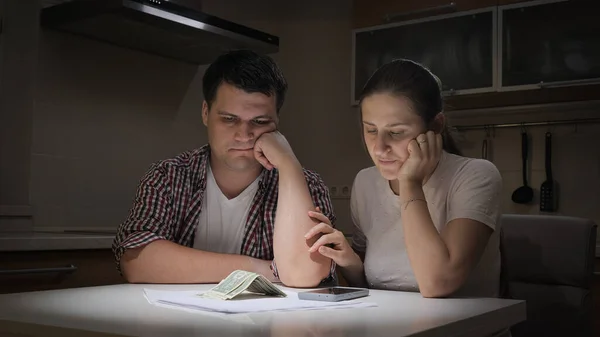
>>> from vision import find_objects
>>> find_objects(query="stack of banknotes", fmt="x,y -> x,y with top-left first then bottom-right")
199,270 -> 287,300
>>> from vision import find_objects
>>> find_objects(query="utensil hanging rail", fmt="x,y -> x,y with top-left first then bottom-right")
453,118 -> 600,131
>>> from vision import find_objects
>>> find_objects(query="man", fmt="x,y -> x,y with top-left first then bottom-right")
112,50 -> 336,288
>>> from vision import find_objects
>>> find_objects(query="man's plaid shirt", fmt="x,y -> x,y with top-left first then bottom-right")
112,144 -> 336,280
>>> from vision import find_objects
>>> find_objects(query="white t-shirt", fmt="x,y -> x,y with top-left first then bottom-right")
350,151 -> 503,298
192,164 -> 261,254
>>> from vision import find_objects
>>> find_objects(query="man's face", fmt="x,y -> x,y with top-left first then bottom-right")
202,82 -> 278,172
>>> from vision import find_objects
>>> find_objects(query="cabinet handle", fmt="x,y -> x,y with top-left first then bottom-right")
538,78 -> 600,89
383,2 -> 457,23
0,264 -> 77,276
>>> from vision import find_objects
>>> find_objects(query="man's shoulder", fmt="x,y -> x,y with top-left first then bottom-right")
151,145 -> 209,172
301,167 -> 327,185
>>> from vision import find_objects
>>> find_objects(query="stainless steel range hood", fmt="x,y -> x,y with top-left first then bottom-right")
40,0 -> 279,64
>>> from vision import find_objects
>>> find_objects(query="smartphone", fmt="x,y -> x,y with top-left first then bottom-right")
297,287 -> 369,302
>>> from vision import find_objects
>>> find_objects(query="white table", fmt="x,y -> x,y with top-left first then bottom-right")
0,284 -> 525,337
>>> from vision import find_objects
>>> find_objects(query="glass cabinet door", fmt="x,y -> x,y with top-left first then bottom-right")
352,7 -> 496,104
500,0 -> 600,89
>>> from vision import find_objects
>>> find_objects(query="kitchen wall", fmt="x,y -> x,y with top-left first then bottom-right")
26,0 -> 369,233
30,30 -> 202,230
449,103 -> 600,227
0,0 -> 39,230
2,0 -> 599,238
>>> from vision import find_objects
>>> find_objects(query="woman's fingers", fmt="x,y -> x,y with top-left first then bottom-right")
308,210 -> 331,225
407,138 -> 422,158
304,222 -> 334,241
308,232 -> 342,253
316,245 -> 342,261
417,133 -> 429,158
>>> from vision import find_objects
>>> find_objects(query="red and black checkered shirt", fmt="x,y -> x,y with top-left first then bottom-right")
112,144 -> 337,281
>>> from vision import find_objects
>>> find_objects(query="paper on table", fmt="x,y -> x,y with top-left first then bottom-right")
150,300 -> 257,324
143,289 -> 377,314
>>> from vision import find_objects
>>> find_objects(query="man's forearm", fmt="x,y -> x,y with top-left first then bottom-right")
120,239 -> 275,284
273,161 -> 332,288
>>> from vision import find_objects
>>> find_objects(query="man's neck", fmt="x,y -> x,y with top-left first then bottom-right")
209,155 -> 262,199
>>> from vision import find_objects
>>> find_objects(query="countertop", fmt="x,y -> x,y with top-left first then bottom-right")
0,230 -> 115,251
0,283 -> 526,337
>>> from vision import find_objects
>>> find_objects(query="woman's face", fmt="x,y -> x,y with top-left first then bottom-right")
361,93 -> 427,181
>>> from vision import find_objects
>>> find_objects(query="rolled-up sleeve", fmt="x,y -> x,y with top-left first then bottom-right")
112,164 -> 175,274
270,170 -> 337,284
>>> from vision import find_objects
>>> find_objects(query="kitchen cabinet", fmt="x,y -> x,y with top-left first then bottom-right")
0,249 -> 124,294
497,0 -> 532,4
353,0 -> 498,28
352,7 -> 496,104
352,0 -> 600,109
499,0 -> 600,90
443,83 -> 600,110
448,0 -> 600,110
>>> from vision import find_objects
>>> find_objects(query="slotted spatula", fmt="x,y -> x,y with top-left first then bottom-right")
540,131 -> 558,212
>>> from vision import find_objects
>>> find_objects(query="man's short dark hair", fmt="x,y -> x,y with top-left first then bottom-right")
202,50 -> 288,113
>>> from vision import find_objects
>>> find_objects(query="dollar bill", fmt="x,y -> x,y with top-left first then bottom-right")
199,270 -> 286,300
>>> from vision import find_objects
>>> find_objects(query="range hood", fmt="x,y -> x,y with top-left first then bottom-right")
40,0 -> 279,64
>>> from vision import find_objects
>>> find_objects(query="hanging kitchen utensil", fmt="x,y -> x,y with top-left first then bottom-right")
481,138 -> 488,159
511,130 -> 534,204
483,126 -> 494,161
481,127 -> 488,159
540,131 -> 558,212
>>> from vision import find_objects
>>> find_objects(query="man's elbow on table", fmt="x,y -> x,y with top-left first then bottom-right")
277,259 -> 331,288
120,247 -> 147,283
419,273 -> 465,298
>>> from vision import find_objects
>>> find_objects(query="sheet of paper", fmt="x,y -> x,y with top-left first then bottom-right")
143,289 -> 377,314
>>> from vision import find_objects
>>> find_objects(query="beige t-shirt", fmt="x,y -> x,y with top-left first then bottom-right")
350,151 -> 503,298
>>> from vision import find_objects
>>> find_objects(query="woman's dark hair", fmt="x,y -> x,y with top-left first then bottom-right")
203,50 -> 288,113
358,59 -> 461,155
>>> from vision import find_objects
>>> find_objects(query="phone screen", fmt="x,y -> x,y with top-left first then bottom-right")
309,287 -> 362,295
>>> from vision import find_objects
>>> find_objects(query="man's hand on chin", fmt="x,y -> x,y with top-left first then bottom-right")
253,131 -> 300,171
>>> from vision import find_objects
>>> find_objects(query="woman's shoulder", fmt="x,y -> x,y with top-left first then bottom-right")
443,153 -> 502,187
352,166 -> 384,196
354,166 -> 381,182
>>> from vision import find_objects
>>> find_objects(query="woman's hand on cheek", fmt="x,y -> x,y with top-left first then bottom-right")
397,130 -> 443,185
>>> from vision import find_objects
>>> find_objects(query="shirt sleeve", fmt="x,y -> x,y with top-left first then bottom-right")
270,169 -> 337,285
446,159 -> 503,230
111,163 -> 175,274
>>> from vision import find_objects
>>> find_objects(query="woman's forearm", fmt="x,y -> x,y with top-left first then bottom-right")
398,180 -> 452,297
340,259 -> 368,287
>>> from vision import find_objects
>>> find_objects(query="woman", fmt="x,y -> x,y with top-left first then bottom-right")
305,59 -> 503,299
